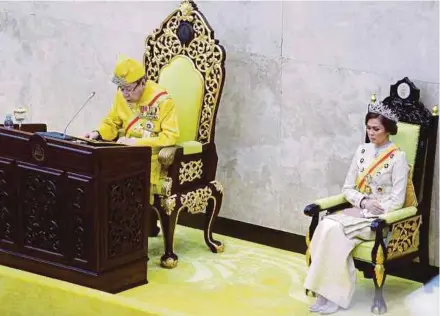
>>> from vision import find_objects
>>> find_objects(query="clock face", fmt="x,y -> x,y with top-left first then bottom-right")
397,82 -> 411,99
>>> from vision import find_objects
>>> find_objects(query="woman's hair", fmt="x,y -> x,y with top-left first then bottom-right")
364,112 -> 398,135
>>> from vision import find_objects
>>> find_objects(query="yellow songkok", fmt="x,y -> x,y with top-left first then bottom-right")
112,56 -> 145,85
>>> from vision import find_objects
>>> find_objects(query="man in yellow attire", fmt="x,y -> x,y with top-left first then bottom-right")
85,56 -> 179,209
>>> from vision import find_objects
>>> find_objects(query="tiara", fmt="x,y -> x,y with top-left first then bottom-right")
368,101 -> 398,122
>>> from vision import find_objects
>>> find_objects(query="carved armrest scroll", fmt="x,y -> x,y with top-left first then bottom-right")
157,143 -> 218,196
158,146 -> 179,168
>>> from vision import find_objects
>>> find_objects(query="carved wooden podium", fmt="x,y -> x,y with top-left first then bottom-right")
0,124 -> 151,293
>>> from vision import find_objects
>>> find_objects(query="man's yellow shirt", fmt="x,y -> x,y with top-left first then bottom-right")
98,80 -> 179,148
97,80 -> 179,192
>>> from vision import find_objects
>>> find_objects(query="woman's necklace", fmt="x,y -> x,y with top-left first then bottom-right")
374,141 -> 391,157
374,141 -> 392,158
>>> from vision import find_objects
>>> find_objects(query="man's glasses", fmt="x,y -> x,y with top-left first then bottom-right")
119,80 -> 141,93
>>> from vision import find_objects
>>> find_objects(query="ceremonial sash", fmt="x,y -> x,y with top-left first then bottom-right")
125,116 -> 140,136
125,91 -> 168,136
355,145 -> 398,193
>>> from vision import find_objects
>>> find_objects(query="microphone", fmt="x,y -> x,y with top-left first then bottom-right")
63,91 -> 96,138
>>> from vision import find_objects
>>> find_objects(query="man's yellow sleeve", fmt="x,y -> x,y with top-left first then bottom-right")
135,99 -> 179,147
97,94 -> 122,141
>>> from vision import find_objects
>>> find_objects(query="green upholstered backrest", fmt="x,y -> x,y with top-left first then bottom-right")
390,122 -> 421,166
143,1 -> 226,144
158,55 -> 205,144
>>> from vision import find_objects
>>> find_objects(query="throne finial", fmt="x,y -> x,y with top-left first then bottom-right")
370,93 -> 377,104
180,0 -> 194,21
433,105 -> 438,116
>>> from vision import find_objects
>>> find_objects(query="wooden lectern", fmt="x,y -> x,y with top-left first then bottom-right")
0,124 -> 151,293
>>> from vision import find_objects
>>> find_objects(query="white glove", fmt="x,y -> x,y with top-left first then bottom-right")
117,136 -> 137,146
84,131 -> 100,140
362,199 -> 385,215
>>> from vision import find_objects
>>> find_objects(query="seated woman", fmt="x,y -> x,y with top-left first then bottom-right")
304,102 -> 409,314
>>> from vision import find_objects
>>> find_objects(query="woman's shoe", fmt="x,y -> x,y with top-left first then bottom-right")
319,300 -> 339,314
309,294 -> 328,312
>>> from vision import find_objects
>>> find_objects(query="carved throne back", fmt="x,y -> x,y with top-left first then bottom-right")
142,0 -> 227,269
143,0 -> 226,145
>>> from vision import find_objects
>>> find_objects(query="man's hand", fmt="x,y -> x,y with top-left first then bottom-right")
117,136 -> 137,146
364,199 -> 385,215
84,131 -> 100,140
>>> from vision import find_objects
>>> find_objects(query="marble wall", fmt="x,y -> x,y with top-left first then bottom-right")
0,1 -> 438,266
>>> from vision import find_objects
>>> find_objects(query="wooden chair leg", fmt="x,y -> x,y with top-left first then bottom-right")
372,265 -> 387,315
204,189 -> 224,253
305,214 -> 319,296
148,203 -> 160,237
153,202 -> 179,269
371,220 -> 388,315
305,214 -> 319,265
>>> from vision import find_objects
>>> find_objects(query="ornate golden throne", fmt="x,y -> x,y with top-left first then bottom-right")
304,77 -> 438,314
143,0 -> 226,268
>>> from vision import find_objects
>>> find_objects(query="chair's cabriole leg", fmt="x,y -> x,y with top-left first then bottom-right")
148,200 -> 161,237
305,213 -> 319,297
204,181 -> 224,253
371,225 -> 387,315
155,196 -> 179,269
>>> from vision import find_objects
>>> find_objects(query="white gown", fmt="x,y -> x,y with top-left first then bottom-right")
304,142 -> 409,309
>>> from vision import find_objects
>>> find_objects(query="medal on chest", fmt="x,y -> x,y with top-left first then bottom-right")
364,174 -> 373,194
140,104 -> 160,120
140,104 -> 159,133
143,120 -> 155,132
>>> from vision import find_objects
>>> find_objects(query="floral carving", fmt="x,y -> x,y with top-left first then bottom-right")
108,175 -> 144,257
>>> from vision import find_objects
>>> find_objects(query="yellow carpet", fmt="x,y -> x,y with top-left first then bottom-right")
0,226 -> 438,315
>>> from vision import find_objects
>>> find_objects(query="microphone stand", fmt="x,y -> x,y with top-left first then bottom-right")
63,92 -> 96,139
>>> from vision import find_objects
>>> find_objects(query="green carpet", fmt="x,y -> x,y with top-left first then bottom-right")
118,226 -> 437,315
0,225 -> 436,315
